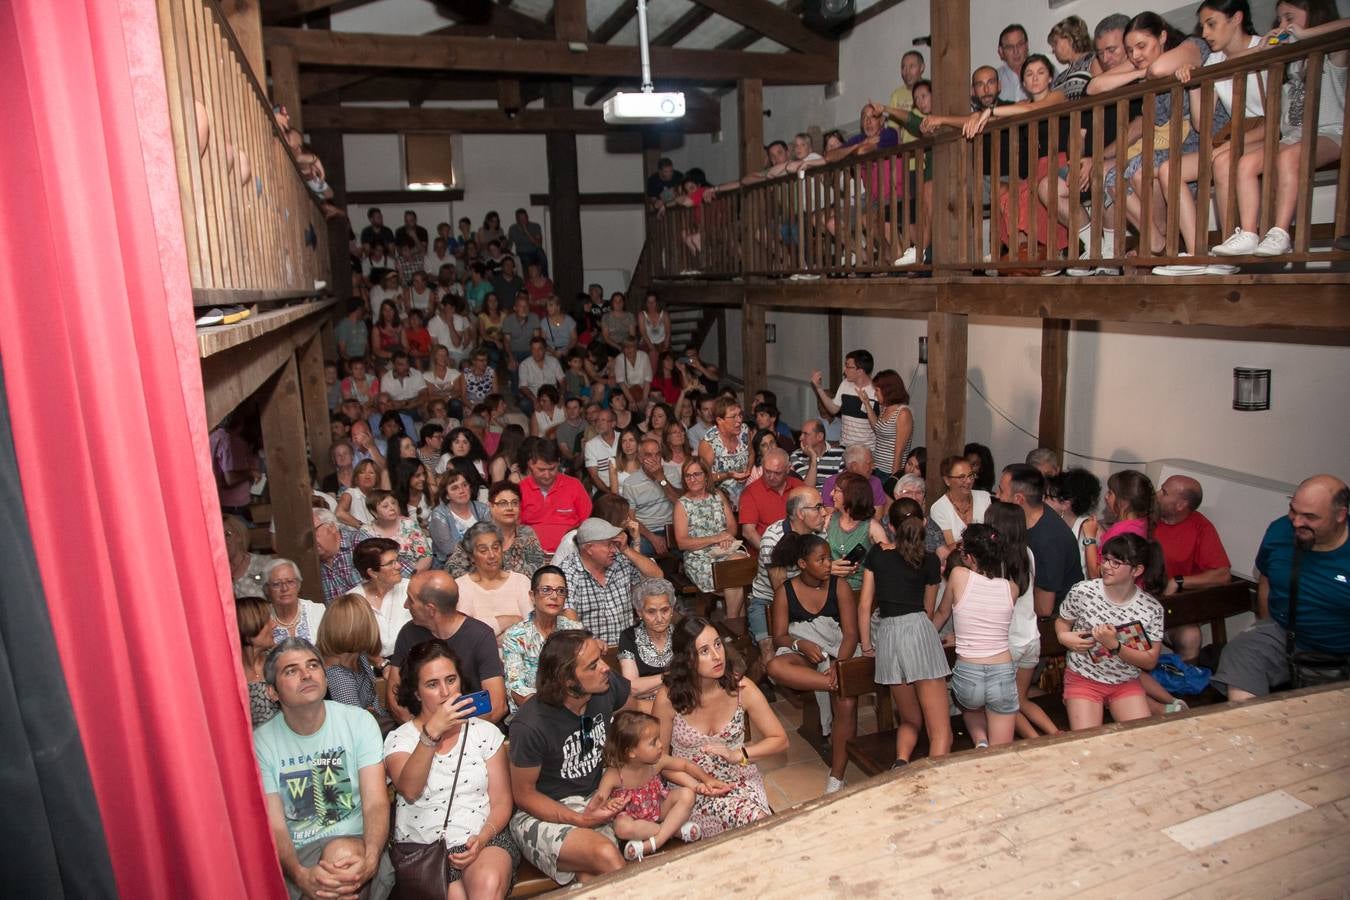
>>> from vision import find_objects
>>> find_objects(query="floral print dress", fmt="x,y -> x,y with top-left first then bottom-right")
702,425 -> 750,507
359,517 -> 431,577
679,493 -> 730,592
670,695 -> 770,838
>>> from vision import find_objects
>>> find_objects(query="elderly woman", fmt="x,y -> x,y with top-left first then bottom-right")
385,641 -> 518,897
500,565 -> 585,712
236,596 -> 278,727
892,473 -> 946,555
445,480 -> 546,578
653,617 -> 787,839
429,467 -> 490,570
336,459 -> 381,528
698,397 -> 752,507
455,522 -> 534,637
676,457 -> 745,617
317,593 -> 388,720
929,455 -> 991,551
358,489 -> 432,577
617,578 -> 676,711
352,536 -> 412,658
224,514 -> 272,599
263,558 -> 327,644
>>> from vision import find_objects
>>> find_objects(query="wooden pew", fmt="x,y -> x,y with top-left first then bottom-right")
831,577 -> 1257,775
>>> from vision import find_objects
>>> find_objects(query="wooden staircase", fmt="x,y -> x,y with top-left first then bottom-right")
628,236 -> 724,370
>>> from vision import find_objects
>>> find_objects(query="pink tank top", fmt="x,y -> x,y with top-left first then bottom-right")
953,570 -> 1014,659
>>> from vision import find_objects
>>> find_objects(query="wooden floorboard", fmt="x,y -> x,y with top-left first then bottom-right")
572,687 -> 1350,899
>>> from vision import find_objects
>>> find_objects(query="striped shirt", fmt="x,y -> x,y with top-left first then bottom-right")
789,445 -> 845,489
833,382 -> 878,450
871,404 -> 912,477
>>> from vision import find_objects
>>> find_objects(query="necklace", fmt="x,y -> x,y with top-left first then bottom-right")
272,606 -> 301,629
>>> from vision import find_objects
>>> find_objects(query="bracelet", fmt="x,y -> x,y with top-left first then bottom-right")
418,725 -> 439,749
739,746 -> 750,766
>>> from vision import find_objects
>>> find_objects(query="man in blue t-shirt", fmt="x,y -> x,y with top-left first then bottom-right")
253,639 -> 394,900
1214,475 -> 1350,701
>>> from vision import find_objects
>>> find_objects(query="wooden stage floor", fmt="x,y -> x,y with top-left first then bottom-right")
576,686 -> 1350,899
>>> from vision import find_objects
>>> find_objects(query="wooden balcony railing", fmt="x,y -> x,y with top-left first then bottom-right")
156,0 -> 329,304
651,30 -> 1350,280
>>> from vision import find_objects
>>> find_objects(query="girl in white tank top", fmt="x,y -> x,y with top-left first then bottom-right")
947,523 -> 1019,748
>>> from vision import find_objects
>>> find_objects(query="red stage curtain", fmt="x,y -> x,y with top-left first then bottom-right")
0,0 -> 284,896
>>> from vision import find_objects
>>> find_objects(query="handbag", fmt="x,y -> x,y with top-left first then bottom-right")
1214,71 -> 1268,146
388,724 -> 470,900
1285,545 -> 1350,689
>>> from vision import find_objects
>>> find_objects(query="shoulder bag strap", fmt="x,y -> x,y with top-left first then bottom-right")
1285,543 -> 1304,675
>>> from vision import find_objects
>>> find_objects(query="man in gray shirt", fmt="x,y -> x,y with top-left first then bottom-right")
621,435 -> 681,556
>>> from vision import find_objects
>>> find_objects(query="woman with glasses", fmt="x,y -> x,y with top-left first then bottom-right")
445,481 -> 545,579
617,578 -> 677,712
1056,533 -> 1166,731
352,536 -> 413,658
929,455 -> 992,551
455,522 -> 533,638
500,566 -> 585,713
428,467 -> 489,569
698,396 -> 752,507
262,558 -> 326,643
676,458 -> 745,618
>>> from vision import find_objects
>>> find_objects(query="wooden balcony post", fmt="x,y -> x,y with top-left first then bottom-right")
738,78 -> 764,179
1038,319 -> 1069,470
259,354 -> 322,592
925,309 -> 967,503
545,82 -> 584,303
265,43 -> 302,132
742,297 -> 766,403
298,333 -> 333,480
222,0 -> 266,86
929,0 -> 970,267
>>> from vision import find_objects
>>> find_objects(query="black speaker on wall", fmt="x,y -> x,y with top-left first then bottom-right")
804,0 -> 856,35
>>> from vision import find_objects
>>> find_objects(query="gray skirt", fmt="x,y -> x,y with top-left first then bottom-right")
874,612 -> 951,685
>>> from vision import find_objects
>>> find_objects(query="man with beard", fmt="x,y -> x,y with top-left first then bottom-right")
1213,475 -> 1349,701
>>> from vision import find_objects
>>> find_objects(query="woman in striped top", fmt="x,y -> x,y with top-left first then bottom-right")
864,369 -> 914,482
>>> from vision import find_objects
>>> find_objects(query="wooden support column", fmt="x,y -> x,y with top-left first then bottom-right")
309,130 -> 351,307
742,298 -> 766,403
266,43 -> 302,132
546,82 -> 584,303
223,0 -> 266,85
1038,319 -> 1070,467
738,78 -> 764,177
925,310 -> 968,503
828,311 -> 843,384
298,334 -> 333,480
928,0 -> 970,266
715,308 -> 727,375
259,354 -> 322,592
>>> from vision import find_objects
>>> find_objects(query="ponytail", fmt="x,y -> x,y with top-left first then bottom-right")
888,498 -> 927,570
1101,532 -> 1168,596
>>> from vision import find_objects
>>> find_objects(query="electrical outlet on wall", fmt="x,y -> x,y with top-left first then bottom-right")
766,324 -> 777,344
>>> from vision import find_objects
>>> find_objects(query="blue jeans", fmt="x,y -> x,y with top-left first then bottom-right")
748,595 -> 771,643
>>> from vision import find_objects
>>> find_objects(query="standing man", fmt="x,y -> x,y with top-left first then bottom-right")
1213,475 -> 1349,701
508,630 -> 630,887
810,349 -> 878,451
996,24 -> 1031,101
508,208 -> 548,275
884,49 -> 927,135
997,464 -> 1083,616
521,441 -> 593,554
646,157 -> 684,213
253,638 -> 395,900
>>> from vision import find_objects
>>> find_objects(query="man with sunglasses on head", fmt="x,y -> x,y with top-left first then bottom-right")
509,629 -> 633,887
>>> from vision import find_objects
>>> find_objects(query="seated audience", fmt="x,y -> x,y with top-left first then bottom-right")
531,385 -> 565,441
929,454 -> 991,550
428,467 -> 489,570
613,337 -> 653,406
739,448 -> 803,551
947,523 -> 1020,748
445,480 -> 545,579
455,522 -> 533,637
616,578 -> 677,712
676,458 -> 746,617
337,459 -> 381,528
1056,533 -> 1167,730
351,537 -> 413,658
766,533 -> 860,794
653,617 -> 787,838
237,596 -> 279,728
997,464 -> 1085,616
253,638 -> 395,900
1098,469 -> 1156,578
996,23 -> 1032,101
964,443 -> 997,493
518,337 -> 564,418
437,426 -> 490,482
384,642 -> 517,898
501,565 -> 586,712
541,297 -> 577,358
858,499 -> 952,767
601,293 -> 637,358
521,440 -> 592,555
825,472 -> 888,593
225,514 -> 272,600
551,494 -> 638,569
609,428 -> 642,494
1155,474 -> 1232,660
1213,475 -> 1349,701
821,445 -> 888,514
790,418 -> 845,489
620,435 -> 680,556
317,593 -> 388,720
584,408 -> 620,495
1047,15 -> 1097,99
892,473 -> 946,554
507,630 -> 630,886
698,396 -> 752,508
387,571 -> 507,725
265,557 -> 327,644
559,517 -> 662,646
314,508 -> 362,603
358,489 -> 432,577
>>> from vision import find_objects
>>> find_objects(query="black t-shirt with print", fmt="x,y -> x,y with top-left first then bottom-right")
508,670 -> 630,801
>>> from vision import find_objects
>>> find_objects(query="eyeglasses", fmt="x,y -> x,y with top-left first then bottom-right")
1100,557 -> 1128,571
535,585 -> 569,598
948,472 -> 976,481
492,499 -> 521,508
267,579 -> 299,589
802,503 -> 826,513
377,559 -> 401,569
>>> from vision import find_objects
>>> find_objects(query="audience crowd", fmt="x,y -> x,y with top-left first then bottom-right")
220,8 -> 1349,896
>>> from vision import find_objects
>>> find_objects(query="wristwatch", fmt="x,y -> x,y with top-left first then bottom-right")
1175,575 -> 1185,591
1082,537 -> 1097,547
659,479 -> 669,487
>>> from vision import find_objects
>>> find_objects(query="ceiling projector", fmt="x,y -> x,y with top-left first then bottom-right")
604,90 -> 686,124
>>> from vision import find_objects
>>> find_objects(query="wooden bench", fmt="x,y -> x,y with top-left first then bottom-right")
831,577 -> 1257,775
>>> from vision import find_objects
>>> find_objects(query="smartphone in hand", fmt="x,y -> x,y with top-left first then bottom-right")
461,689 -> 492,718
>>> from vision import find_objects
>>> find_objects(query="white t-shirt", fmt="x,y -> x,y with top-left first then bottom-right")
518,355 -> 564,395
929,490 -> 992,544
613,352 -> 653,387
384,718 -> 504,847
423,365 -> 462,394
368,283 -> 398,314
381,369 -> 428,403
427,314 -> 472,357
424,251 -> 455,277
1007,549 -> 1039,652
534,406 -> 565,435
1209,36 -> 1266,118
584,433 -> 619,482
365,579 -> 413,658
832,381 -> 878,450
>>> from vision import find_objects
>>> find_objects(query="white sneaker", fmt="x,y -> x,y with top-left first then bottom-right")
1211,228 -> 1259,256
1254,227 -> 1292,257
1152,253 -> 1209,276
893,247 -> 918,267
825,776 -> 846,794
1205,262 -> 1240,275
1065,265 -> 1094,276
788,272 -> 822,281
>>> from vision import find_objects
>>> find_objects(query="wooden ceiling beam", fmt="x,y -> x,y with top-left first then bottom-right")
262,0 -> 371,26
266,26 -> 836,84
582,5 -> 716,106
302,103 -> 720,133
689,0 -> 836,56
591,0 -> 637,43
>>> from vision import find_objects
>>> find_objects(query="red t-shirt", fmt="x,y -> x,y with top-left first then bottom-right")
650,375 -> 682,405
737,475 -> 804,532
520,474 -> 593,553
1154,511 -> 1231,578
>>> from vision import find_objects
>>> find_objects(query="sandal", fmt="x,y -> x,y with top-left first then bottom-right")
624,837 -> 658,861
678,821 -> 702,843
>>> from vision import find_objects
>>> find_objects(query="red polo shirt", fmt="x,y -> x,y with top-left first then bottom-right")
520,473 -> 592,553
1154,510 -> 1231,578
738,475 -> 804,533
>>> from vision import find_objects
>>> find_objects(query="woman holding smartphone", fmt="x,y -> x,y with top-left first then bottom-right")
385,641 -> 518,898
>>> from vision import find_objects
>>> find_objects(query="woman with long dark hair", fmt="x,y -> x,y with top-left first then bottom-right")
652,617 -> 786,838
947,523 -> 1020,747
963,442 -> 996,493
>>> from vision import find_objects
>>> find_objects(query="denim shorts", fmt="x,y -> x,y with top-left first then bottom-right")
748,595 -> 771,643
951,660 -> 1019,715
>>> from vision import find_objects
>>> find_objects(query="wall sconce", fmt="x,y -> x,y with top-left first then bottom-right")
918,336 -> 928,365
765,323 -> 776,344
1233,367 -> 1271,411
